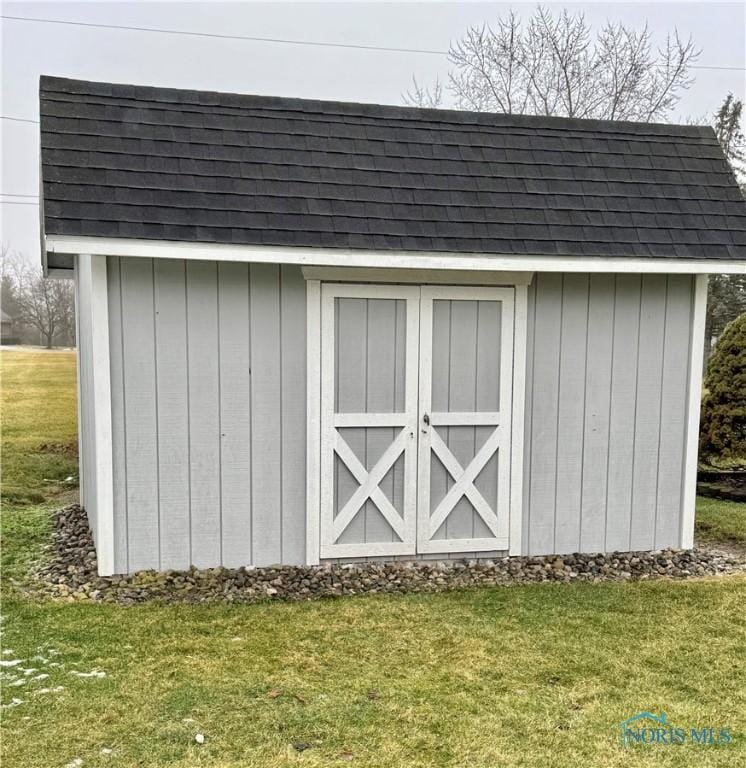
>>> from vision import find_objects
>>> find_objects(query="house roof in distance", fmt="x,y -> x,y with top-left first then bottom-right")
39,76 -> 746,262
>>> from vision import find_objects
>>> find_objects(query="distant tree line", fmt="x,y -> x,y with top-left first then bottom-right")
1,246 -> 75,348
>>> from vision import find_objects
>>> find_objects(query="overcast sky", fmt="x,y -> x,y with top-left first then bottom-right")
2,1 -> 745,263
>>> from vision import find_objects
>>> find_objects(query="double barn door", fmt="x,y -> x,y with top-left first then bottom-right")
319,283 -> 515,559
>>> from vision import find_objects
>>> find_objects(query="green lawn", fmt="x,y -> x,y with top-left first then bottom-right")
2,348 -> 745,767
696,497 -> 746,545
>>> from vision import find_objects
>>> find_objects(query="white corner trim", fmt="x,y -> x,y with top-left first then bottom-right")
305,279 -> 322,565
89,255 -> 115,576
680,274 -> 708,549
46,235 -> 746,274
73,260 -> 86,510
77,254 -> 115,575
509,284 -> 528,556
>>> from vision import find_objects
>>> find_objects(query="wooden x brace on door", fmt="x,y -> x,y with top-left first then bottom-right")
427,426 -> 502,538
332,428 -> 409,543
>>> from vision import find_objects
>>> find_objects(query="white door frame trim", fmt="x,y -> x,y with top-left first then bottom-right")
305,272 -> 528,563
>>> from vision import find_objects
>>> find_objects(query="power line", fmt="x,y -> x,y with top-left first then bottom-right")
1,14 -> 444,55
2,14 -> 746,71
2,193 -> 38,198
1,200 -> 38,205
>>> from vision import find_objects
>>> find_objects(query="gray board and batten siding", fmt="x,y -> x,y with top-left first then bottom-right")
95,257 -> 696,573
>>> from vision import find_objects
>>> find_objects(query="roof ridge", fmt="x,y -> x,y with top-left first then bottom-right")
39,75 -> 715,138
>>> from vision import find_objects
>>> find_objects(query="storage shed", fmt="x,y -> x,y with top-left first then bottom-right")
39,76 -> 746,576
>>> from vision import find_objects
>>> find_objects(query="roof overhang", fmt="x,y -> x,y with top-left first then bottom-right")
45,235 -> 746,275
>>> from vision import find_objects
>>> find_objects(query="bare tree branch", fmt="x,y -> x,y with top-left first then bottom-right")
406,5 -> 701,122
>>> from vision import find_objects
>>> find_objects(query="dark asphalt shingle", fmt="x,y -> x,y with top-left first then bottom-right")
39,76 -> 746,261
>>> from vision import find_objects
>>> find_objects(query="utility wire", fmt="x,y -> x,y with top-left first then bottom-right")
2,193 -> 38,198
1,200 -> 39,205
1,14 -> 445,55
2,14 -> 746,71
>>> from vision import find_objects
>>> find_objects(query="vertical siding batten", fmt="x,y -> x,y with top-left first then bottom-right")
153,260 -> 191,570
553,274 -> 587,553
527,274 -> 563,554
186,261 -> 221,567
604,275 -> 642,552
120,257 -> 160,571
579,274 -> 614,553
280,266 -> 307,564
218,262 -> 253,567
630,275 -> 667,551
249,264 -> 283,565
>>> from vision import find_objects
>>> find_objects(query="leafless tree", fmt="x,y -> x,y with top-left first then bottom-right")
404,6 -> 699,122
0,246 -> 75,348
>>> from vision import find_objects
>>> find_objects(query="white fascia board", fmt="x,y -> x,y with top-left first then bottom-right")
46,235 -> 746,274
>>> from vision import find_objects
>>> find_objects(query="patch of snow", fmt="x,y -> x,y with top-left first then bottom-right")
195,733 -> 205,745
65,758 -> 83,768
0,659 -> 22,667
33,673 -> 50,681
101,748 -> 113,755
0,698 -> 23,709
22,668 -> 39,675
2,649 -> 15,656
10,679 -> 26,687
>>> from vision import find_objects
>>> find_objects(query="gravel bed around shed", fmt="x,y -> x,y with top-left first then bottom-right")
28,505 -> 746,604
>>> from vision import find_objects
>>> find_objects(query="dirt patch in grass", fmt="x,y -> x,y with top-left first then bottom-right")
37,440 -> 78,458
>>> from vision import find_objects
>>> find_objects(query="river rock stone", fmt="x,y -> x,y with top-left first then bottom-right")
25,505 -> 746,605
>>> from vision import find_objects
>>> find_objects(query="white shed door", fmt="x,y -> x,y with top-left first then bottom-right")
417,287 -> 514,553
318,283 -> 514,559
319,284 -> 420,559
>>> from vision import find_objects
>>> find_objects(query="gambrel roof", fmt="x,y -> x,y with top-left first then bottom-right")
40,76 -> 746,261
